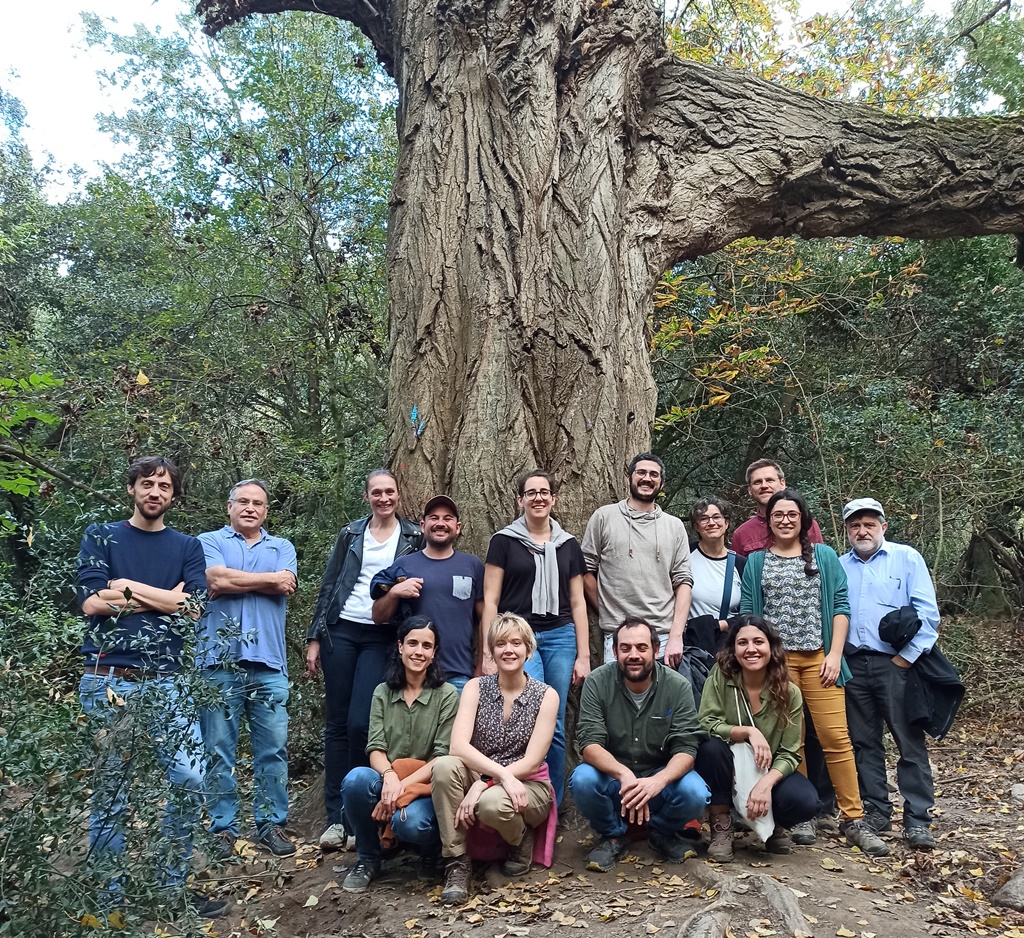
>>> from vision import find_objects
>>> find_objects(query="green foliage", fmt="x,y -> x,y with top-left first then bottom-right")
950,0 -> 1024,114
655,0 -> 1024,613
0,511 -> 228,936
43,11 -> 396,534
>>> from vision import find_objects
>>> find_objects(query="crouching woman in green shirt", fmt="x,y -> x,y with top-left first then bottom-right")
341,616 -> 460,892
694,615 -> 816,862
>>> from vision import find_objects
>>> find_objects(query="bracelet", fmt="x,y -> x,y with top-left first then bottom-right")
382,768 -> 397,777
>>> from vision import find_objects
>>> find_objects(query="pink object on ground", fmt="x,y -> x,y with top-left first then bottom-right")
465,763 -> 558,867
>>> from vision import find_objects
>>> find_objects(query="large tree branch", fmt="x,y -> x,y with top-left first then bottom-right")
636,57 -> 1024,268
0,444 -> 120,507
194,0 -> 394,73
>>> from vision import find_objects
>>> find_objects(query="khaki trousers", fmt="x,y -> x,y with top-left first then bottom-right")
786,648 -> 864,821
431,755 -> 552,858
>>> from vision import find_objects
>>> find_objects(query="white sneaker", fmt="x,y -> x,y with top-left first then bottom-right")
319,823 -> 353,852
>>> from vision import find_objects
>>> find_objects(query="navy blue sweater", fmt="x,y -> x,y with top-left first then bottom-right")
77,521 -> 207,671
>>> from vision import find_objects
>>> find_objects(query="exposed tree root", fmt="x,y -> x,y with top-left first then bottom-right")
679,862 -> 812,937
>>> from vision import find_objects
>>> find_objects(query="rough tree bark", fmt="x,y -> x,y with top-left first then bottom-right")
196,0 -> 1024,555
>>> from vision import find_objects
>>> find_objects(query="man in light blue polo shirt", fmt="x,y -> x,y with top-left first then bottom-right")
198,479 -> 298,857
840,497 -> 940,850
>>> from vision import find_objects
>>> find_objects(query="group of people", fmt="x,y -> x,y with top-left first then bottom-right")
75,451 -> 948,918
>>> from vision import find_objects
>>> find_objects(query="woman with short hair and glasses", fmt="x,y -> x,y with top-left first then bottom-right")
686,496 -> 746,655
739,488 -> 887,857
481,470 -> 589,808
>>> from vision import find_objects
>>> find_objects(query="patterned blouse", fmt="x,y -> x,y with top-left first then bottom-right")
470,673 -> 547,767
761,552 -> 822,651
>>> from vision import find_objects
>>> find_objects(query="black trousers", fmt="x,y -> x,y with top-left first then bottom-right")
319,618 -> 394,825
695,736 -> 818,829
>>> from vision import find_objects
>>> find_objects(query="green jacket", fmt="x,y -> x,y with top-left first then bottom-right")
576,661 -> 707,777
698,665 -> 803,777
739,542 -> 853,687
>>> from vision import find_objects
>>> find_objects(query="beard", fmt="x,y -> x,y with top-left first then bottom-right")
136,499 -> 167,520
619,659 -> 654,684
425,530 -> 455,549
628,480 -> 661,505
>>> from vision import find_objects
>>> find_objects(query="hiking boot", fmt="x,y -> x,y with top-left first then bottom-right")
587,835 -> 628,872
417,851 -> 443,881
441,855 -> 471,904
188,889 -> 229,919
211,830 -> 235,861
765,826 -> 792,855
342,858 -> 381,893
707,812 -> 734,863
904,825 -> 936,850
840,819 -> 890,857
790,820 -> 817,845
815,811 -> 840,833
319,823 -> 353,852
502,826 -> 535,876
648,828 -> 693,863
257,827 -> 296,857
862,811 -> 893,834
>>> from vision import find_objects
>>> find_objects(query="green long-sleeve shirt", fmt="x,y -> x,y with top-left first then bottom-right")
365,682 -> 459,761
576,661 -> 707,777
698,665 -> 804,777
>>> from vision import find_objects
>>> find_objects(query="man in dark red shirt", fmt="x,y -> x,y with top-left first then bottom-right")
731,459 -> 824,558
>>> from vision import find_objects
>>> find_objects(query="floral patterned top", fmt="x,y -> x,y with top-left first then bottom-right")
470,673 -> 547,766
761,552 -> 822,651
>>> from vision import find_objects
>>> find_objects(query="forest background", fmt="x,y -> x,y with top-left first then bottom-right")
1,0 -> 1023,933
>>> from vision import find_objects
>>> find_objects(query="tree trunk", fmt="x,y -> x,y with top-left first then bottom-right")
383,0 -> 665,548
196,0 -> 1024,551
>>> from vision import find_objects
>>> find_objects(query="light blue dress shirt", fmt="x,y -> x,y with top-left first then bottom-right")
197,526 -> 298,674
840,538 -> 939,663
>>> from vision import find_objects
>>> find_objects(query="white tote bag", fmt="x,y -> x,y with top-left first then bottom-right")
730,687 -> 776,842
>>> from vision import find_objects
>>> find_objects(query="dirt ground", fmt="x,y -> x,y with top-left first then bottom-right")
191,717 -> 1024,938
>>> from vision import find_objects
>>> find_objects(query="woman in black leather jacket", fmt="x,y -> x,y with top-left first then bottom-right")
305,469 -> 424,850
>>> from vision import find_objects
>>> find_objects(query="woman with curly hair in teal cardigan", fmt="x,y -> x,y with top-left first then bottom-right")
739,488 -> 887,858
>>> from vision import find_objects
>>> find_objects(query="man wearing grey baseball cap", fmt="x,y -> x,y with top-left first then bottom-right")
839,497 -> 940,849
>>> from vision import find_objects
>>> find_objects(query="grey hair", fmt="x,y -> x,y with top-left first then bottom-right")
228,478 -> 271,501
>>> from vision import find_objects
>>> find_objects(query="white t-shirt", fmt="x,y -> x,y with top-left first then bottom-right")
339,524 -> 401,624
689,547 -> 741,620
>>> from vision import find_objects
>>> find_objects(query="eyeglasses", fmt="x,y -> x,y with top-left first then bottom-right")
696,514 -> 726,526
770,511 -> 801,522
523,489 -> 552,500
632,469 -> 662,479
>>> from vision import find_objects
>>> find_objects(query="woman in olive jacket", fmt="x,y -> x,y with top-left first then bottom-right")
306,469 -> 424,850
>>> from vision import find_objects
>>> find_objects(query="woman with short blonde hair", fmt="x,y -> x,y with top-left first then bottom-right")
431,614 -> 558,903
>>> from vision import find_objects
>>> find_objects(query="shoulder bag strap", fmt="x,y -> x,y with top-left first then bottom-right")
719,551 -> 737,621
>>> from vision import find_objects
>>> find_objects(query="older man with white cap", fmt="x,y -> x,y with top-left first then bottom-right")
839,497 -> 940,849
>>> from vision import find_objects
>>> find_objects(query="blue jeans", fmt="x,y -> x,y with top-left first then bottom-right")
524,622 -> 576,807
200,665 -> 289,836
569,763 -> 710,838
79,671 -> 205,888
320,620 -> 393,825
446,674 -> 470,695
341,766 -> 440,860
